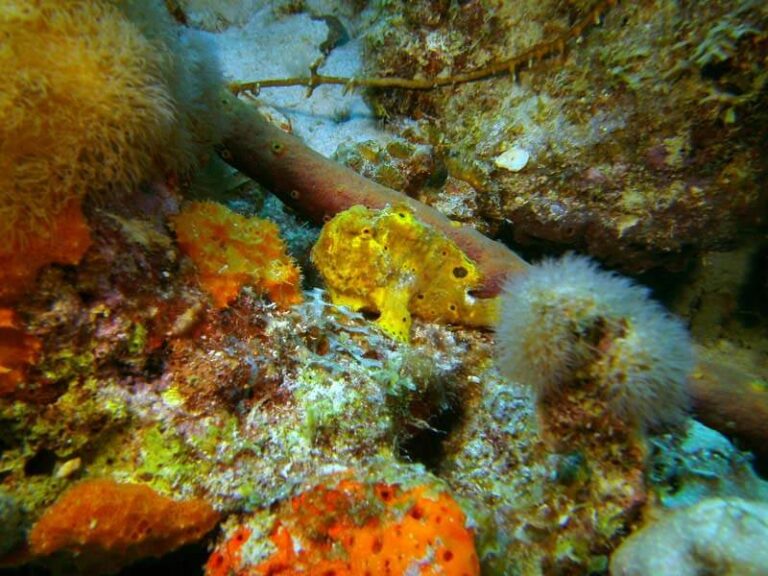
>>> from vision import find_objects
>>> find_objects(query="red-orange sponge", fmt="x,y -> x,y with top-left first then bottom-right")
206,479 -> 480,576
0,199 -> 91,304
0,308 -> 41,398
172,201 -> 302,309
29,479 -> 220,574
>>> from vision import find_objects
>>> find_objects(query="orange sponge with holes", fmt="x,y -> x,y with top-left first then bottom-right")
29,479 -> 220,573
206,479 -> 479,576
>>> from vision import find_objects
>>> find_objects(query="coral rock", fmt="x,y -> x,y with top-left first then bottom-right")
611,497 -> 768,576
29,479 -> 220,574
0,489 -> 24,557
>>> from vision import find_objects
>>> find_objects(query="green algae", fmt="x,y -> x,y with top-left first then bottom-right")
38,350 -> 95,384
126,322 -> 148,356
135,426 -> 203,490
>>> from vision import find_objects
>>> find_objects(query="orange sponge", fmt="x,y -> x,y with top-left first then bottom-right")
0,308 -> 41,397
206,479 -> 480,576
29,479 -> 220,573
0,200 -> 92,304
172,201 -> 303,309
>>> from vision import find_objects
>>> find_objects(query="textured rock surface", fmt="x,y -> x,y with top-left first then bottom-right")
364,0 -> 768,272
0,490 -> 24,557
611,497 -> 768,576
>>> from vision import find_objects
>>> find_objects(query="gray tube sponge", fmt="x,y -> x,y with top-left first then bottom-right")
495,254 -> 693,430
115,0 -> 225,165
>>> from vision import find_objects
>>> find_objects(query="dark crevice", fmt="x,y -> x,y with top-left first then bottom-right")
397,399 -> 463,471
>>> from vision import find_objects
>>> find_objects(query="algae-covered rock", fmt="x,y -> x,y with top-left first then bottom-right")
0,489 -> 24,556
648,421 -> 768,508
364,0 -> 768,272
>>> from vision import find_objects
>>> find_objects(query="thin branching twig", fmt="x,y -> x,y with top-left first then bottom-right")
229,0 -> 618,97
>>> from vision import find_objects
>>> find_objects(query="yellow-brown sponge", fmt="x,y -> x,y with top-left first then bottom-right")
0,0 -> 221,299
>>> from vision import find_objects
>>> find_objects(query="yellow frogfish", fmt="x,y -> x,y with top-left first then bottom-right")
311,204 -> 499,341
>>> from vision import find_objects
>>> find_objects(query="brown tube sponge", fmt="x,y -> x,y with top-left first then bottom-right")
217,94 -> 530,298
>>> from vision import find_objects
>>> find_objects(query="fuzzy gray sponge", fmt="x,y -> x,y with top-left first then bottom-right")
495,254 -> 694,430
